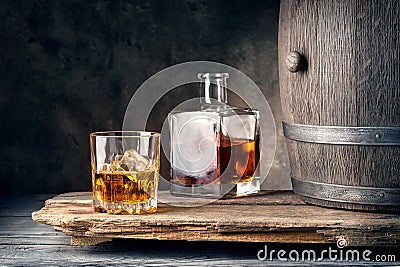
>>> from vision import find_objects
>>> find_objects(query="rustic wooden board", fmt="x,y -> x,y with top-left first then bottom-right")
2,194 -> 397,266
0,194 -> 279,266
32,191 -> 400,247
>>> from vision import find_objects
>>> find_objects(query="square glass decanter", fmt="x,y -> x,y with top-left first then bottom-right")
169,73 -> 260,198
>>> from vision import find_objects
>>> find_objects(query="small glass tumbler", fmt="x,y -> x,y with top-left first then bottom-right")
90,131 -> 160,214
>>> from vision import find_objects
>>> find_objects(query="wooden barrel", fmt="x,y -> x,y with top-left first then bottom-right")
278,0 -> 400,212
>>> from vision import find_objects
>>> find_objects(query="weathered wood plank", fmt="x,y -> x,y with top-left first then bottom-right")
4,194 -> 398,265
2,243 -> 398,266
32,191 -> 400,247
0,194 -> 72,248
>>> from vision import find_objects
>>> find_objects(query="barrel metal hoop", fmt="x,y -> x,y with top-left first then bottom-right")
292,176 -> 400,206
283,122 -> 400,145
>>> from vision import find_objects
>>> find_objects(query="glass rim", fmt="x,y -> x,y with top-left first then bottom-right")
90,131 -> 160,138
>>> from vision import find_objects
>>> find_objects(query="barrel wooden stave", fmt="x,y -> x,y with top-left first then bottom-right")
279,0 -> 400,211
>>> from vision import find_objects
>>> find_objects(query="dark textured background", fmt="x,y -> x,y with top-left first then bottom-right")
0,0 -> 290,195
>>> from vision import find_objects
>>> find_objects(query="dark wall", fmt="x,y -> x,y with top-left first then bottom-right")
0,0 -> 290,195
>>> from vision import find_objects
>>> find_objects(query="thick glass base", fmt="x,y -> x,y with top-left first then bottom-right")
223,176 -> 261,198
170,177 -> 261,199
93,198 -> 157,215
170,182 -> 221,198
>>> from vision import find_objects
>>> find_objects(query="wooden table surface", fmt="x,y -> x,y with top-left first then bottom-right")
1,193 -> 399,266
